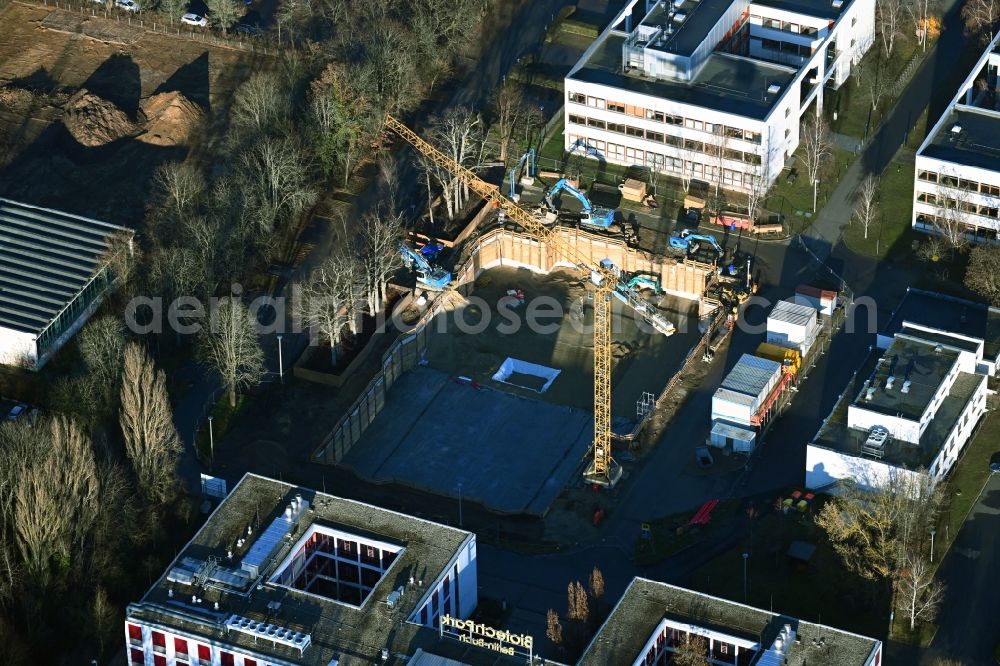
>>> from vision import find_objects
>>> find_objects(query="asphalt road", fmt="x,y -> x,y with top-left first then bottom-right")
927,474 -> 1000,664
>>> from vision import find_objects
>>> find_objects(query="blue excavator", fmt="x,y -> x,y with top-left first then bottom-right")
599,261 -> 675,336
668,229 -> 724,261
542,178 -> 616,230
399,241 -> 452,290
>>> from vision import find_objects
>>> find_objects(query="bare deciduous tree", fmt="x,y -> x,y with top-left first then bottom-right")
906,0 -> 940,51
490,79 -> 527,164
875,0 -> 904,58
566,580 -> 590,622
197,298 -> 266,407
962,0 -> 1000,43
157,0 -> 187,22
588,566 -> 605,601
79,315 -> 128,394
932,176 -> 973,250
15,417 -> 99,584
964,244 -> 1000,304
357,209 -> 404,316
152,161 -> 204,222
299,252 -> 361,364
310,63 -> 381,187
896,551 -> 945,630
419,107 -> 486,220
800,109 -> 833,212
853,173 -> 880,239
673,633 -> 710,666
546,608 -> 563,646
231,72 -> 290,137
205,0 -> 243,35
120,343 -> 182,505
238,136 -> 318,250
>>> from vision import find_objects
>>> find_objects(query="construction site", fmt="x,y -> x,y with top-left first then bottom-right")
312,119 -> 785,517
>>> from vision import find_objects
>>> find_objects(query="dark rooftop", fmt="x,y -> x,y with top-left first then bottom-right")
922,107 -> 1000,171
751,0 -> 853,20
569,33 -> 796,119
0,198 -> 129,335
579,578 -> 880,666
857,336 -> 958,421
884,288 -> 1000,361
813,346 -> 985,470
127,474 -> 479,666
643,0 -> 734,57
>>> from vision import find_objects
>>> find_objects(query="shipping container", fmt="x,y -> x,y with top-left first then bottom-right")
712,388 -> 756,425
794,284 -> 838,316
767,299 -> 819,346
709,420 -> 757,452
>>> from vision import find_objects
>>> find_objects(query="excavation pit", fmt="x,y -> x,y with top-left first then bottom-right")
339,267 -> 702,516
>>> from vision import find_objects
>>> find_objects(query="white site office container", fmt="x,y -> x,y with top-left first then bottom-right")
710,420 -> 757,452
767,299 -> 819,349
712,388 -> 757,425
722,354 -> 782,402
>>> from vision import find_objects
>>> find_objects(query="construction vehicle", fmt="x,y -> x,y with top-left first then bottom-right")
399,241 -> 452,290
542,178 -> 617,230
624,273 -> 660,293
508,149 -> 536,200
385,115 -> 675,486
755,342 -> 802,376
669,230 -> 724,260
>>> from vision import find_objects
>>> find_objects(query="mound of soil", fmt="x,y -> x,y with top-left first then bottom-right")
62,88 -> 141,147
138,91 -> 202,147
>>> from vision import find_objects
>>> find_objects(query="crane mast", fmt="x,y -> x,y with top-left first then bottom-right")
384,115 -> 619,485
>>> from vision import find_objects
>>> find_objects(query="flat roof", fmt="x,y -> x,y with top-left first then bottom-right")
813,349 -> 985,469
855,336 -> 958,421
643,0 -> 734,57
922,107 -> 1000,172
579,578 -> 881,666
884,288 -> 1000,360
127,474 -> 477,666
0,198 -> 130,335
752,0 -> 853,20
722,354 -> 781,398
568,33 -> 796,119
769,299 -> 817,327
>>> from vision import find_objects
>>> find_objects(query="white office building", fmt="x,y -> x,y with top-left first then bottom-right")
913,32 -> 1000,243
563,0 -> 875,193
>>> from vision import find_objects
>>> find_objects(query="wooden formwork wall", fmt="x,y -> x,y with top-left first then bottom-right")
455,227 -> 712,301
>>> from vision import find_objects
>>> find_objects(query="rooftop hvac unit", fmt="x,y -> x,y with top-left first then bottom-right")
862,426 -> 889,458
951,124 -> 963,134
901,379 -> 912,393
832,0 -> 843,7
767,83 -> 782,94
885,376 -> 895,390
674,10 -> 687,21
865,385 -> 876,401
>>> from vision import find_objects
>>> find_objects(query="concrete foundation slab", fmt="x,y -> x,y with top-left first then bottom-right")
341,366 -> 593,516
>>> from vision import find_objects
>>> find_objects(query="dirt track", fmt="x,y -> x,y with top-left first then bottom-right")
0,3 -> 266,224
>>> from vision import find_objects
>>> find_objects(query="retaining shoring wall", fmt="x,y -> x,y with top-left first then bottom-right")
312,225 -> 713,465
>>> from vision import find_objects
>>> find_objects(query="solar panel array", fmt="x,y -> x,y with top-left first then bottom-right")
0,198 -> 128,334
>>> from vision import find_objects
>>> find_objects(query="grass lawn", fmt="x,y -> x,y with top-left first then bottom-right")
890,615 -> 938,647
933,402 -> 1000,560
827,36 -> 928,140
766,145 -> 855,233
842,154 -> 919,259
684,503 -> 889,640
195,394 -> 256,466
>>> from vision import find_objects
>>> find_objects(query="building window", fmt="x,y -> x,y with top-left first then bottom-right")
154,656 -> 167,666
626,126 -> 644,138
198,645 -> 211,662
685,118 -> 703,131
647,131 -> 664,143
244,660 -> 257,666
568,114 -> 585,126
175,638 -> 189,656
128,624 -> 142,643
762,37 -> 780,51
959,178 -> 980,192
587,96 -> 605,109
918,170 -> 938,182
152,631 -> 166,652
130,648 -> 144,665
784,128 -> 791,138
665,114 -> 683,126
587,117 -> 606,129
607,100 -> 625,113
983,183 -> 1000,196
917,192 -> 936,204
625,104 -> 646,117
607,122 -> 626,134
568,92 -> 586,104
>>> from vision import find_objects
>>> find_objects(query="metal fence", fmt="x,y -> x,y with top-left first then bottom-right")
312,317 -> 432,465
30,0 -> 284,55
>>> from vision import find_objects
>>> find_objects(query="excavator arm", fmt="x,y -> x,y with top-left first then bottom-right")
384,115 -> 618,483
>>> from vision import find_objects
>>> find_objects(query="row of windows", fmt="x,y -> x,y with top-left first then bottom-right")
918,170 -> 1000,196
915,213 -> 1000,238
916,192 -> 1000,219
566,92 -> 762,144
754,15 -> 820,37
644,626 -> 754,666
566,134 -> 755,188
567,115 -> 763,165
129,625 -> 260,666
759,38 -> 814,57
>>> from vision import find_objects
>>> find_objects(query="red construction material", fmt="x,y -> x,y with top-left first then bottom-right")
688,499 -> 720,526
750,371 -> 795,426
592,508 -> 605,526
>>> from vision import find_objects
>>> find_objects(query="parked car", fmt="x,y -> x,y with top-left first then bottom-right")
115,0 -> 139,11
181,12 -> 208,26
6,404 -> 27,422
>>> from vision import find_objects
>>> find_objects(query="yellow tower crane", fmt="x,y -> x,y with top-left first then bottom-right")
386,115 -> 670,485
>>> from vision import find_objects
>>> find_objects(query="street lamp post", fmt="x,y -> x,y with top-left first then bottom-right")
929,528 -> 936,562
277,335 -> 284,384
742,552 -> 750,602
207,415 -> 215,468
